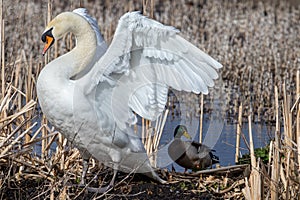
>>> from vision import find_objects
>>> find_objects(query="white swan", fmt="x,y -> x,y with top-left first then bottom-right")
37,8 -> 222,190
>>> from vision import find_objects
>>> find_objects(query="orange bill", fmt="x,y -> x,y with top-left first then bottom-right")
42,35 -> 54,55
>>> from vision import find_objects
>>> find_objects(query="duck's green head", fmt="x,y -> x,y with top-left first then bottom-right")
174,125 -> 192,139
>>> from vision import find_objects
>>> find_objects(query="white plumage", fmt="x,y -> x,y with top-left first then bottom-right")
37,8 -> 222,187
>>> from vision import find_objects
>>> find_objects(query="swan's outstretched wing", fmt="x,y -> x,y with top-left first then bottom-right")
88,12 -> 222,129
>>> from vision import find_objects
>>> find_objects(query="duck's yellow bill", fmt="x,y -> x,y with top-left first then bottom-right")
183,131 -> 192,139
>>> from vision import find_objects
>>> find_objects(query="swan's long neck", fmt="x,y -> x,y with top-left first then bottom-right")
47,12 -> 98,79
68,16 -> 98,79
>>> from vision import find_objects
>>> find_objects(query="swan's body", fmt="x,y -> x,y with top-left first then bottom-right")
168,125 -> 219,171
37,8 -> 222,186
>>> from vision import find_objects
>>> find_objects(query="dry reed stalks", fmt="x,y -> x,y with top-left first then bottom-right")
243,161 -> 262,200
0,0 -> 3,96
199,93 -> 204,143
241,75 -> 300,199
235,103 -> 243,163
270,85 -> 280,200
296,70 -> 300,172
248,114 -> 256,170
242,114 -> 262,200
142,109 -> 169,167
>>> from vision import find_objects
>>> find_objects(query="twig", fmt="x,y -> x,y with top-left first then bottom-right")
211,179 -> 245,194
188,164 -> 249,176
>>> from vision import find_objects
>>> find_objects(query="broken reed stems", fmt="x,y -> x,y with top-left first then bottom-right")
281,80 -> 299,184
145,120 -> 152,156
199,93 -> 204,143
296,70 -> 300,172
243,178 -> 251,200
58,132 -> 65,171
267,140 -> 272,174
249,161 -> 262,200
282,83 -> 292,148
150,0 -> 154,18
0,85 -> 13,114
142,0 -> 154,18
0,122 -> 37,157
243,112 -> 263,200
0,0 -> 3,97
142,117 -> 145,145
23,132 -> 57,148
269,77 -> 300,199
298,133 -> 300,172
235,103 -> 243,163
25,53 -> 33,143
248,114 -> 256,169
0,99 -> 36,126
44,133 -> 58,152
11,157 -> 55,182
154,109 -> 169,151
0,116 -> 31,148
41,0 -> 53,159
143,109 -> 169,167
271,86 -> 280,200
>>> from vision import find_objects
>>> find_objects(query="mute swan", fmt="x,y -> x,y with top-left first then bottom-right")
168,125 -> 219,172
37,8 -> 222,191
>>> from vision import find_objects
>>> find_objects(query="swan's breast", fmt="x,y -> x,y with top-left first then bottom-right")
37,66 -> 75,139
37,66 -> 112,150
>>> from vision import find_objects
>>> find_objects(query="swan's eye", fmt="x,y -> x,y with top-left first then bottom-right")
41,27 -> 53,42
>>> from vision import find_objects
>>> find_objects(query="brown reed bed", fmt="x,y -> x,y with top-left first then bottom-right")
0,0 -> 299,199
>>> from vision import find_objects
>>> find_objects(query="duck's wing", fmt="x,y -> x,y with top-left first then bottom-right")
87,12 -> 222,130
190,141 -> 213,159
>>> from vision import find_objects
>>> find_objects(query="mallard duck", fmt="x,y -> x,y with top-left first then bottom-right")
37,8 -> 222,191
168,125 -> 219,171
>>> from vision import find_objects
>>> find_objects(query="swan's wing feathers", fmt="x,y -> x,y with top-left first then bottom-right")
128,81 -> 169,121
123,11 -> 179,46
89,12 -> 222,129
73,8 -> 105,46
111,79 -> 169,129
89,12 -> 178,89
